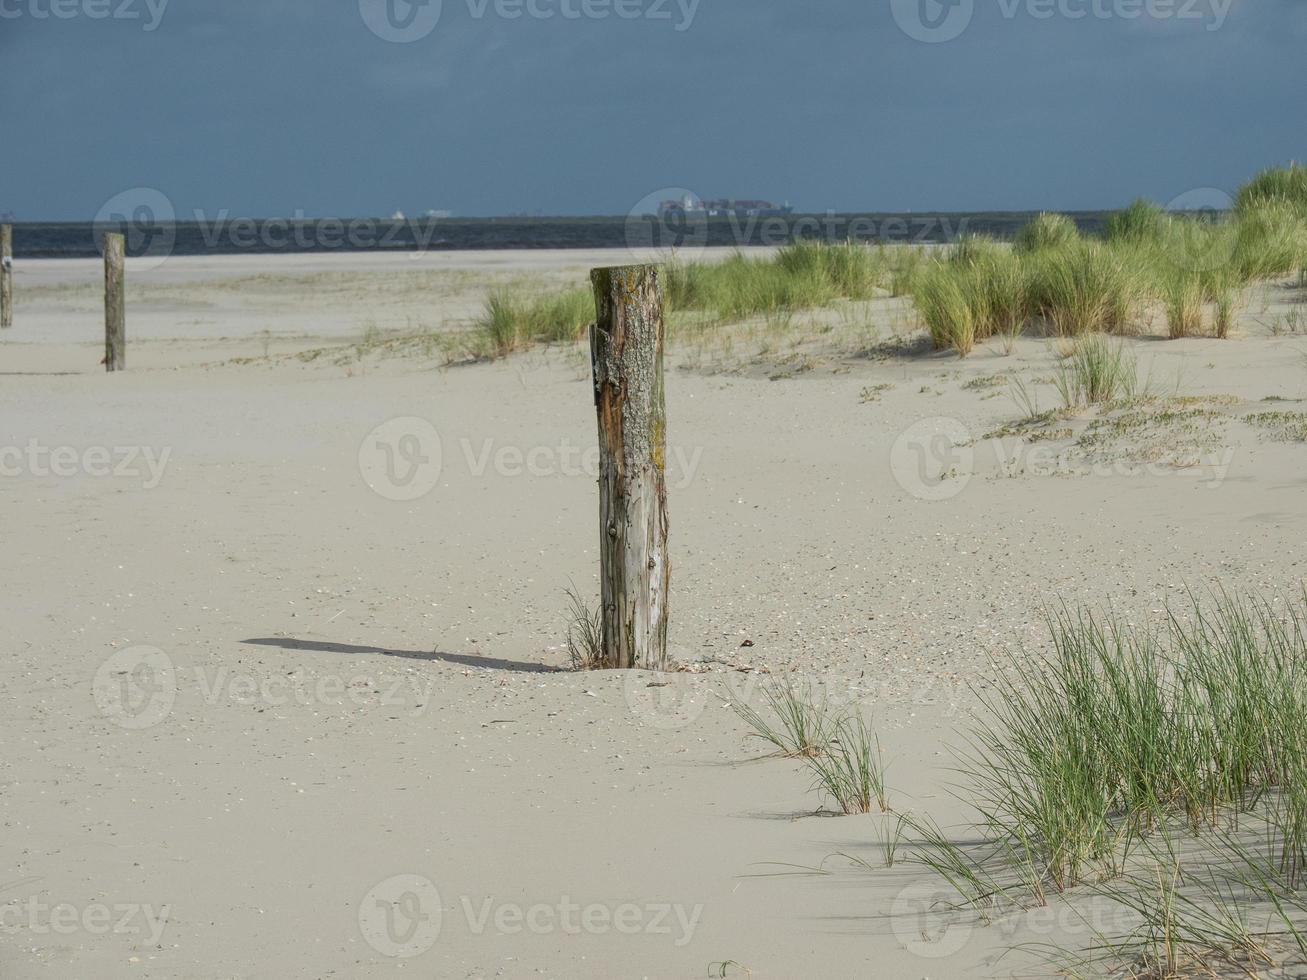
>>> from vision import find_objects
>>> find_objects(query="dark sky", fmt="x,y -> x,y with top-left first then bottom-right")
2,0 -> 1302,220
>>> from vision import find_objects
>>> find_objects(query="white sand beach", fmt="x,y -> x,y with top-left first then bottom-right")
3,248 -> 1307,979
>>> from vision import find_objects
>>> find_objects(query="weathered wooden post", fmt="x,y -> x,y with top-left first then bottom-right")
104,233 -> 125,372
1,225 -> 12,329
589,265 -> 670,670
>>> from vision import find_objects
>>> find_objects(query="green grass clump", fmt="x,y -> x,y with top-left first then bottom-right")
888,245 -> 927,297
731,680 -> 890,814
1026,240 -> 1141,336
563,586 -> 603,670
1232,200 -> 1306,281
950,239 -> 1028,343
730,677 -> 832,759
776,239 -> 887,301
806,712 -> 890,815
1155,215 -> 1238,277
716,251 -> 834,319
1014,212 -> 1081,254
665,241 -> 890,323
1235,163 -> 1307,215
1104,198 -> 1168,245
819,592 -> 1307,977
963,594 -> 1307,893
1160,268 -> 1206,339
1212,284 -> 1239,339
529,288 -> 594,344
912,260 -> 976,356
472,287 -> 592,357
1061,834 -> 1290,979
475,289 -> 528,357
909,236 -> 1030,356
660,254 -> 709,312
1053,334 -> 1141,408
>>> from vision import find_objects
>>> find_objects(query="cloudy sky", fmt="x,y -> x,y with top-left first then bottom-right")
3,0 -> 1302,220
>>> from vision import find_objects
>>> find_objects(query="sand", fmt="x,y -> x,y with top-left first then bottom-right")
2,249 -> 1306,978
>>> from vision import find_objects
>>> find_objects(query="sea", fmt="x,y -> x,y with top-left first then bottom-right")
6,211 -> 1115,260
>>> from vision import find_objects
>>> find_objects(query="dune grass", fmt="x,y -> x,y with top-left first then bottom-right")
911,238 -> 1028,355
916,234 -> 1146,350
952,237 -> 1028,342
1232,199 -> 1307,281
563,586 -> 603,670
730,677 -> 833,759
471,286 -> 593,357
665,241 -> 890,322
872,593 -> 1307,976
776,238 -> 886,301
465,241 -> 904,361
902,593 -> 1307,903
806,712 -> 891,815
888,245 -> 928,297
1234,162 -> 1307,214
1014,212 -> 1082,254
1048,830 -> 1307,979
1103,198 -> 1169,246
1053,334 -> 1142,408
1026,240 -> 1143,336
912,259 -> 976,356
1159,267 -> 1206,339
732,680 -> 889,814
466,169 -> 1306,363
728,592 -> 1307,973
903,172 -> 1306,355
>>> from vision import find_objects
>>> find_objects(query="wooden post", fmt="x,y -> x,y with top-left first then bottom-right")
1,225 -> 12,329
589,265 -> 670,670
104,233 -> 125,372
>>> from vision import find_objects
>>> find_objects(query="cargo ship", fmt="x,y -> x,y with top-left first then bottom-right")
657,195 -> 793,218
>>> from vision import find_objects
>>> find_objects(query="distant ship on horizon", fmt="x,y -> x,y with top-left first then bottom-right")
657,195 -> 793,219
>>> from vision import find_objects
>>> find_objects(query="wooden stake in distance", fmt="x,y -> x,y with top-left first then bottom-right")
1,225 -> 13,329
104,232 -> 125,372
589,264 -> 670,670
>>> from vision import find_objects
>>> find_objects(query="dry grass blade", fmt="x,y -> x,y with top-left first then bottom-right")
730,677 -> 833,758
563,585 -> 603,671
